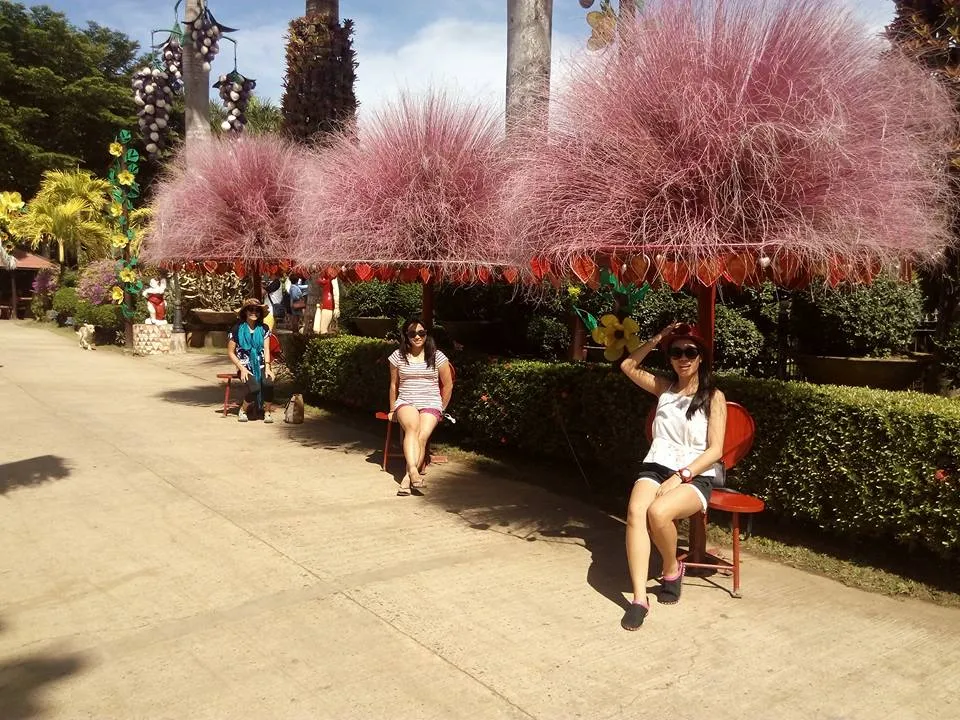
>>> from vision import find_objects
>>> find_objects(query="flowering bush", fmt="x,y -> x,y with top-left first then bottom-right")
77,259 -> 119,305
31,268 -> 58,296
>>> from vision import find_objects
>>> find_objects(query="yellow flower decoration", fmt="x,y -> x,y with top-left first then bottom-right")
567,286 -> 582,300
111,285 -> 124,303
111,233 -> 129,249
591,314 -> 641,361
117,170 -> 135,186
0,191 -> 25,217
108,202 -> 123,217
119,267 -> 137,284
109,142 -> 124,157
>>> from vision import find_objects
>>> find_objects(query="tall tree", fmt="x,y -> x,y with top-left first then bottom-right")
888,2 -> 960,349
281,0 -> 357,143
506,0 -> 553,136
0,3 -> 139,196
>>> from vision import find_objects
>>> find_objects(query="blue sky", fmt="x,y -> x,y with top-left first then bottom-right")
38,0 -> 898,118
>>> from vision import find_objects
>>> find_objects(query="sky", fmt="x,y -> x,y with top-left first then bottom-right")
37,0 -> 898,119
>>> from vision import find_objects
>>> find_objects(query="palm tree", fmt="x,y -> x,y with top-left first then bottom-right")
209,96 -> 284,136
10,170 -> 112,265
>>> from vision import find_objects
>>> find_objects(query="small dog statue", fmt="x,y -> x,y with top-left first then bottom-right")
76,323 -> 96,350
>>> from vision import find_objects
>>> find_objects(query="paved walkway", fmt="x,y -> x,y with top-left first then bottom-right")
1,321 -> 959,720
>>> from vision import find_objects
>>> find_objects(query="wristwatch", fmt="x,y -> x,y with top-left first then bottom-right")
679,467 -> 693,482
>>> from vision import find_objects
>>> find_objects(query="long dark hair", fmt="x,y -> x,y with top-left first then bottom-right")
668,341 -> 716,420
399,317 -> 437,368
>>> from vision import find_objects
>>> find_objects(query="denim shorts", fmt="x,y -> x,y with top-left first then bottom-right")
635,462 -> 712,512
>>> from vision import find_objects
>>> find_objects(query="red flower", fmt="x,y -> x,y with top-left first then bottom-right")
480,394 -> 489,402
935,469 -> 949,482
500,437 -> 507,444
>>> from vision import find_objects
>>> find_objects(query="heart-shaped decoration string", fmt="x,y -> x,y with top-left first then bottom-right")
625,254 -> 651,284
722,253 -> 756,286
419,267 -> 432,284
696,257 -> 725,287
502,267 -> 519,284
570,256 -> 598,285
233,260 -> 246,278
476,267 -> 492,284
202,260 -> 218,274
655,257 -> 689,292
354,263 -> 374,282
375,265 -> 395,282
530,257 -> 551,280
279,260 -> 290,272
399,267 -> 419,283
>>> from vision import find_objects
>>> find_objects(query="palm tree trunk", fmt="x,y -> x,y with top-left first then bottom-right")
183,0 -> 212,147
506,0 -> 553,137
306,0 -> 338,19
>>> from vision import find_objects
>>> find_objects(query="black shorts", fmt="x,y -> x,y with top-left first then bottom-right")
635,462 -> 712,511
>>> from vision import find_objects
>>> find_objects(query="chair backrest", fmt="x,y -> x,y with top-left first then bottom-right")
644,400 -> 755,470
269,333 -> 283,362
440,362 -> 456,393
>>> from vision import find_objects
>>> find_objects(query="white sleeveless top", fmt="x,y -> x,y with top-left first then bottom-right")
642,388 -> 714,477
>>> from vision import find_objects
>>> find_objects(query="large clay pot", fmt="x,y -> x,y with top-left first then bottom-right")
192,309 -> 237,327
796,354 -> 933,391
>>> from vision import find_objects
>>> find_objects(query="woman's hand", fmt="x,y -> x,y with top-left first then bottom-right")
387,411 -> 395,421
658,321 -> 682,339
238,367 -> 251,383
265,366 -> 275,382
657,473 -> 682,496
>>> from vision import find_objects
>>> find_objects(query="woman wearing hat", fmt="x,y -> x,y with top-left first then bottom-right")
228,298 -> 276,423
618,322 -> 727,630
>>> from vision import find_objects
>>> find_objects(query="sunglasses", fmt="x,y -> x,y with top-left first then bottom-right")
668,346 -> 701,360
406,330 -> 427,339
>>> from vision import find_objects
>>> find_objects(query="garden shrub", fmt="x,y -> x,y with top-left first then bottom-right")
74,300 -> 123,330
52,287 -> 79,321
77,259 -> 118,305
340,280 -> 422,319
290,335 -> 960,560
791,277 -> 923,357
937,323 -> 960,391
525,316 -> 571,360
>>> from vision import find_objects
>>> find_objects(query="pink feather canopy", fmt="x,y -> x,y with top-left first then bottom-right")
504,0 -> 956,287
141,135 -> 306,270
293,93 -> 512,280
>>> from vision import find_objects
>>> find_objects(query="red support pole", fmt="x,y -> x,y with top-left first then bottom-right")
696,282 -> 716,366
421,279 -> 435,330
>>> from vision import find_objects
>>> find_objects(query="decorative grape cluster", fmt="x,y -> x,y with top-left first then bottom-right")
215,72 -> 256,134
161,34 -> 184,94
132,65 -> 173,157
185,5 -> 234,72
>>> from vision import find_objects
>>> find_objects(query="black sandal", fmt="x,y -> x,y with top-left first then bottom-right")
659,563 -> 685,604
621,603 -> 649,630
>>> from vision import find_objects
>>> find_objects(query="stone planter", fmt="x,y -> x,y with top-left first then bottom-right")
351,317 -> 397,338
133,323 -> 172,355
186,329 -> 230,349
192,309 -> 237,327
796,354 -> 933,391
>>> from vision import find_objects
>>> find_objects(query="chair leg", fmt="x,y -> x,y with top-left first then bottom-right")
382,422 -> 392,472
689,510 -> 707,563
223,379 -> 231,417
731,511 -> 742,598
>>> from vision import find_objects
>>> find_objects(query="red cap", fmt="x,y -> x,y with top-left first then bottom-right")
660,323 -> 708,354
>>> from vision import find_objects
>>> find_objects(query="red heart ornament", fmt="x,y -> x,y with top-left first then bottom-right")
399,267 -> 419,283
770,254 -> 801,286
696,257 -> 724,287
625,255 -> 651,284
656,257 -> 689,292
354,263 -> 374,282
530,257 -> 551,280
419,267 -> 432,284
476,267 -> 492,284
570,256 -> 598,285
722,253 -> 753,286
233,260 -> 246,278
202,260 -> 218,274
278,260 -> 291,272
502,267 -> 519,284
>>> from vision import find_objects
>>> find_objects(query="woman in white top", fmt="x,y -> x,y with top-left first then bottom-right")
618,322 -> 727,630
388,318 -> 454,496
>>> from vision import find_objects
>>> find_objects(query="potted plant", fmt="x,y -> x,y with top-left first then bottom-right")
791,277 -> 930,390
434,283 -> 510,350
341,280 -> 421,338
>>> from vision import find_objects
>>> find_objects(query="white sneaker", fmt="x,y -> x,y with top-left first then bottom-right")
263,412 -> 274,424
238,409 -> 248,422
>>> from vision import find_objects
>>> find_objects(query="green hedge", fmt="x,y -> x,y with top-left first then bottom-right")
289,335 -> 960,560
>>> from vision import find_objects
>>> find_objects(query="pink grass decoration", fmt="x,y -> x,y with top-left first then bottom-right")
141,135 -> 307,266
505,0 -> 956,278
293,93 -> 511,274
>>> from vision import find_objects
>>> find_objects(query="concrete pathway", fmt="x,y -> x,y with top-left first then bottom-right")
1,321 -> 959,720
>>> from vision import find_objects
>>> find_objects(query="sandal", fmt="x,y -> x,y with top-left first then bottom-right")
621,602 -> 649,631
659,562 -> 685,605
396,487 -> 411,496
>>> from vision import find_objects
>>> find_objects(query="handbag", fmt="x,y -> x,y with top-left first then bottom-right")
284,393 -> 305,424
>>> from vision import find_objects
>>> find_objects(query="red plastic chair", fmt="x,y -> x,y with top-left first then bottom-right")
376,362 -> 455,471
644,400 -> 762,597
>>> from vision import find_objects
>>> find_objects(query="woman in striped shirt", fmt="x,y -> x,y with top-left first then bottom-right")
388,318 -> 454,495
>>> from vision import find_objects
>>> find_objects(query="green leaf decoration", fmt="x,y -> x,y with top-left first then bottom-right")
111,188 -> 123,203
125,149 -> 140,163
127,185 -> 140,199
118,129 -> 132,143
574,307 -> 599,332
115,259 -> 125,271
127,162 -> 139,175
107,169 -> 116,182
126,228 -> 135,240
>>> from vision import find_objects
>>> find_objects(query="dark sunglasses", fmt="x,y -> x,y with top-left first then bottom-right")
406,330 -> 427,339
668,346 -> 701,360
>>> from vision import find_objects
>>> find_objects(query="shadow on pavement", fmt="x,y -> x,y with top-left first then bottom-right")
155,385 -> 227,410
0,650 -> 86,720
0,456 -> 71,495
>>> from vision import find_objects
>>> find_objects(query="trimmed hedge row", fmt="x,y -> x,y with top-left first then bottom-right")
287,335 -> 960,560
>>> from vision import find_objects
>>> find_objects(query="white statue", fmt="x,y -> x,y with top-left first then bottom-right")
142,276 -> 168,325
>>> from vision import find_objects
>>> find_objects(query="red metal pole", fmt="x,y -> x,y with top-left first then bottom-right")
696,282 -> 716,366
421,278 -> 434,330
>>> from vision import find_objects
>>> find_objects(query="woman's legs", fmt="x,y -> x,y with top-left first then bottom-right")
625,479 -> 659,602
412,412 -> 440,484
395,405 -> 422,489
647,486 -> 704,579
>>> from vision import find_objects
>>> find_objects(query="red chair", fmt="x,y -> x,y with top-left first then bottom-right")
217,370 -> 241,417
376,363 -> 455,471
644,401 -> 762,597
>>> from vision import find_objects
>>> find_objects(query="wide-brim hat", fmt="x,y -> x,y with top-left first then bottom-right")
660,323 -> 708,354
238,297 -> 269,319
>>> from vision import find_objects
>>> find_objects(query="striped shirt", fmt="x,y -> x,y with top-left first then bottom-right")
389,348 -> 448,412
